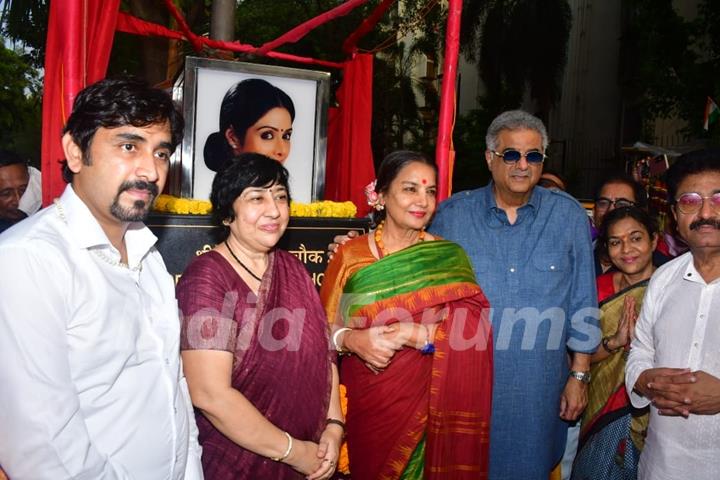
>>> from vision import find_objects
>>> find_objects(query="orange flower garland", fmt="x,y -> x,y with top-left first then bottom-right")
338,383 -> 350,474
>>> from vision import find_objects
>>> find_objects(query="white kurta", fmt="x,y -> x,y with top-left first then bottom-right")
626,252 -> 720,480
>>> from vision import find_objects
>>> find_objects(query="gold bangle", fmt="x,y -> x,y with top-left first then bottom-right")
332,327 -> 352,353
271,431 -> 293,462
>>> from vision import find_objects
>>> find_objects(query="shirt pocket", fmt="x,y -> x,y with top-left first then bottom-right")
531,253 -> 568,273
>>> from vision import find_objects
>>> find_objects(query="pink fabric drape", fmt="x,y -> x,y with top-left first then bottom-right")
41,0 -> 121,205
325,54 -> 375,217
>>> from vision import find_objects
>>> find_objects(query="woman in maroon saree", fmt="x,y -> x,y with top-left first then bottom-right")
177,154 -> 342,479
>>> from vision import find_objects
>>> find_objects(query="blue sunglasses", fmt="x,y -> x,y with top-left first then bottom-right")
492,149 -> 546,165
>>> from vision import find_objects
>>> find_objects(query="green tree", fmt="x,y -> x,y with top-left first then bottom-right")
0,0 -> 48,68
0,40 -> 42,165
453,0 -> 572,192
459,0 -> 572,120
621,0 -> 720,144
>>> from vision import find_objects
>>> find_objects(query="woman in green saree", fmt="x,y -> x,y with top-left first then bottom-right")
572,206 -> 659,479
320,151 -> 493,480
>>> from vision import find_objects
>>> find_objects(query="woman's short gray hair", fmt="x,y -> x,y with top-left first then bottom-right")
485,110 -> 549,152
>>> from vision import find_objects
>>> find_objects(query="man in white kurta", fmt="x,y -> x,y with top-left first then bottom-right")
0,78 -> 202,479
626,149 -> 720,480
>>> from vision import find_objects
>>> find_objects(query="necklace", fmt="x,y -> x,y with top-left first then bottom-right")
54,199 -> 142,272
373,220 -> 426,258
224,240 -> 263,282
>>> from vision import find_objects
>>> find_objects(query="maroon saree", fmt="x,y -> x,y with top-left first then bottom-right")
177,250 -> 333,479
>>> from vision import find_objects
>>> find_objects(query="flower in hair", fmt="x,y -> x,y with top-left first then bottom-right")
364,179 -> 381,210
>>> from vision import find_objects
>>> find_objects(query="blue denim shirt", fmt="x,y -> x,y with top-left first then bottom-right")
430,183 -> 599,480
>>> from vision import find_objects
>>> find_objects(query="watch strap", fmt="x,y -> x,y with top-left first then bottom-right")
569,370 -> 591,384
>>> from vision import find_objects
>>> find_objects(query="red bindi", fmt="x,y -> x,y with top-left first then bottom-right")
421,179 -> 427,185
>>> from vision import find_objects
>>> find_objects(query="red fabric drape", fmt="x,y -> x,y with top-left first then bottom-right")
325,54 -> 375,217
116,12 -> 184,40
255,0 -> 369,56
41,0 -> 121,205
117,10 -> 343,70
435,0 -> 463,201
342,0 -> 396,55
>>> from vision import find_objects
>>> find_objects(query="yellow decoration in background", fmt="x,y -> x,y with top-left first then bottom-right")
154,195 -> 357,218
290,200 -> 357,218
154,195 -> 212,215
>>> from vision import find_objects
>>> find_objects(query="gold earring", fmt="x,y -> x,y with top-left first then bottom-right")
222,219 -> 231,226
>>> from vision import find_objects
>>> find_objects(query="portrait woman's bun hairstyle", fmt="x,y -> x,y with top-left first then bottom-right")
204,78 -> 295,173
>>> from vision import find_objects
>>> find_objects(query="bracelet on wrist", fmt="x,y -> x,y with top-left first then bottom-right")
332,327 -> 352,354
602,336 -> 621,354
326,418 -> 346,439
326,418 -> 346,431
419,324 -> 435,355
270,431 -> 293,462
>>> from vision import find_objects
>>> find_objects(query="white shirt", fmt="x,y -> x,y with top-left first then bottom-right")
18,165 -> 42,216
0,185 -> 203,480
626,252 -> 720,480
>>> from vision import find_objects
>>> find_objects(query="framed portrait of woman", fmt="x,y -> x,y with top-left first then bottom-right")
171,57 -> 330,203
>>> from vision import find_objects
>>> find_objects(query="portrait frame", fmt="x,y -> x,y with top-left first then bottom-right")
170,57 -> 330,202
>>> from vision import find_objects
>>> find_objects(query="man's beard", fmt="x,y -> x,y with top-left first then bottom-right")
110,180 -> 159,222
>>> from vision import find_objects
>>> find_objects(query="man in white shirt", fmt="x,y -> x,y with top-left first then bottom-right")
18,165 -> 42,217
626,148 -> 720,480
0,77 -> 203,479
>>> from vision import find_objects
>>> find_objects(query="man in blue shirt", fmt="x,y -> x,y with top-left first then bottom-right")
430,110 -> 599,479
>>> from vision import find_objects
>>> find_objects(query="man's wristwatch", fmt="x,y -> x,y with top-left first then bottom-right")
569,370 -> 591,384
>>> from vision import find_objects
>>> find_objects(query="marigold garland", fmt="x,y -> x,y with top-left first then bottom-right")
153,195 -> 212,215
338,383 -> 350,474
153,195 -> 357,218
290,200 -> 357,218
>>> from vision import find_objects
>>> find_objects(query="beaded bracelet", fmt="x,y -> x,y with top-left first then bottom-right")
270,431 -> 293,462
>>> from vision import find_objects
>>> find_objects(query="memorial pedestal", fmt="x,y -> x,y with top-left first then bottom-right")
147,214 -> 370,288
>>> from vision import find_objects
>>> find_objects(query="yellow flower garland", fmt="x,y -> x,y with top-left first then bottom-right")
290,200 -> 357,218
153,195 -> 212,215
338,383 -> 350,474
153,194 -> 357,218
